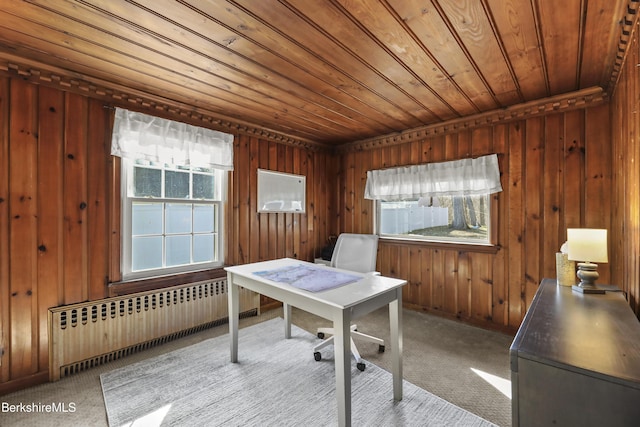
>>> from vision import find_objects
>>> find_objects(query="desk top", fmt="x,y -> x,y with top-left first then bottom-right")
510,279 -> 640,387
225,258 -> 406,310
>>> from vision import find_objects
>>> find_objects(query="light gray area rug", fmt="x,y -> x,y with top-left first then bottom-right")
100,318 -> 496,426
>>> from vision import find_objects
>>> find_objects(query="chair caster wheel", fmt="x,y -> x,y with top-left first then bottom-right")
357,362 -> 366,372
378,345 -> 385,353
317,332 -> 325,339
314,352 -> 321,361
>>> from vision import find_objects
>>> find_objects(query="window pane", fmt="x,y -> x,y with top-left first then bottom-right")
132,202 -> 163,235
193,204 -> 214,233
125,158 -> 225,278
193,234 -> 214,263
379,195 -> 489,243
193,173 -> 215,199
132,236 -> 163,270
133,167 -> 161,197
166,235 -> 191,266
165,170 -> 189,198
166,203 -> 192,234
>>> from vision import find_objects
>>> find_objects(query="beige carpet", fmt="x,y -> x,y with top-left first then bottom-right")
100,318 -> 496,426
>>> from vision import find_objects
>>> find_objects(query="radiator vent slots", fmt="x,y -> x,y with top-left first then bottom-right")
48,279 -> 258,381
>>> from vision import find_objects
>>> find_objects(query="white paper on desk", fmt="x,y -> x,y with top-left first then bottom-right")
253,264 -> 361,292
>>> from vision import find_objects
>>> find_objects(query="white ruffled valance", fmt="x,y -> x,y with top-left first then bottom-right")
110,107 -> 234,170
364,154 -> 502,201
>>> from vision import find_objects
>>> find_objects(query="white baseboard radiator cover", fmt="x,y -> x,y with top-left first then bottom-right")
48,278 -> 259,381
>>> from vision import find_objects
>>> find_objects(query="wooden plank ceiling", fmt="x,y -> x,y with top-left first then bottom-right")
0,0 -> 630,146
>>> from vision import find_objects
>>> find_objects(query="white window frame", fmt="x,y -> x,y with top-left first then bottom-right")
121,158 -> 226,280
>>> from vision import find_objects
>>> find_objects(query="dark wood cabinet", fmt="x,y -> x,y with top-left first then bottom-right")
510,279 -> 640,426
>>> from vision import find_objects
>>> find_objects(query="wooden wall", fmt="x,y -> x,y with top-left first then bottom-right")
0,78 -> 113,390
0,76 -> 335,392
336,105 -> 613,331
226,136 -> 336,307
610,22 -> 640,316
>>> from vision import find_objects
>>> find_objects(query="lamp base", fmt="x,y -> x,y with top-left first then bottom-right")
571,284 -> 606,294
572,262 -> 606,294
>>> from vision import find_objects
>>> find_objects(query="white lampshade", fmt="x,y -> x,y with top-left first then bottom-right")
567,228 -> 608,263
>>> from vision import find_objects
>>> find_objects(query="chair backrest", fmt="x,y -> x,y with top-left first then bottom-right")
330,233 -> 379,273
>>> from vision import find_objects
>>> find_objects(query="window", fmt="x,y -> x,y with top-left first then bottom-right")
376,194 -> 491,244
111,107 -> 234,280
121,159 -> 225,279
365,154 -> 501,245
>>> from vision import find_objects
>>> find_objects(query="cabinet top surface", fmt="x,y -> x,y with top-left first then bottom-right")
510,279 -> 640,385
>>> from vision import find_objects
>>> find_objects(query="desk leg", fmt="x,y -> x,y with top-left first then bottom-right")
390,288 -> 403,401
227,272 -> 239,363
283,302 -> 292,339
334,310 -> 352,427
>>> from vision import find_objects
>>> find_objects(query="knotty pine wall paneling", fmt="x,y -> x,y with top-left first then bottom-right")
0,79 -> 113,390
0,77 -> 9,386
36,86 -> 65,375
207,127 -> 331,272
8,78 -> 39,380
337,105 -> 612,331
524,117 -> 544,306
491,123 -> 508,327
611,22 -> 640,316
226,134 -> 335,308
62,93 -> 88,305
506,119 -> 524,327
0,76 -> 336,393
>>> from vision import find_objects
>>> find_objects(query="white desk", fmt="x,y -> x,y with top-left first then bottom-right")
225,258 -> 406,427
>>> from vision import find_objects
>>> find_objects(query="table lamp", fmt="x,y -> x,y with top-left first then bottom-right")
567,228 -> 608,294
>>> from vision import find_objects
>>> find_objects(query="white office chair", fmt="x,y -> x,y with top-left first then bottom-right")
313,233 -> 385,371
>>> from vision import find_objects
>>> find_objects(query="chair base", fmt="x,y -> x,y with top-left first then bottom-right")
313,324 -> 385,371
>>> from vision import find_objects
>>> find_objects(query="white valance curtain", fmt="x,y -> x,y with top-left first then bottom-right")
110,107 -> 234,170
364,154 -> 502,201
